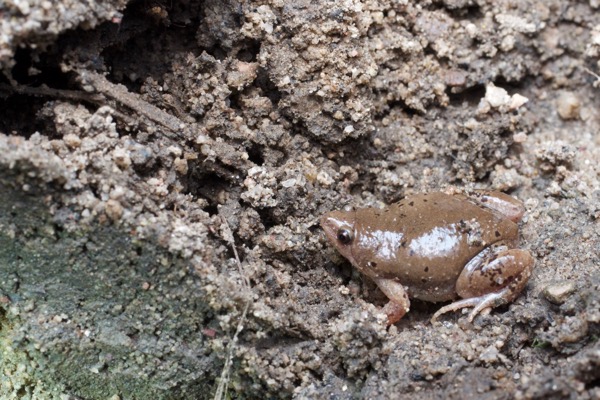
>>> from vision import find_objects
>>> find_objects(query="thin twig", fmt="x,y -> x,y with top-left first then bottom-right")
582,66 -> 600,88
213,215 -> 251,400
0,82 -> 104,102
76,70 -> 189,136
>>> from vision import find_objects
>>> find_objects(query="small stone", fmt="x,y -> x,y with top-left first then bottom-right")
465,23 -> 478,38
509,93 -> 529,110
316,170 -> 335,186
130,145 -> 155,166
333,110 -> 344,120
513,132 -> 528,143
167,145 -> 183,157
226,61 -> 258,90
195,134 -> 210,144
16,0 -> 31,14
485,83 -> 511,108
543,281 -> 576,304
281,178 -> 296,188
109,186 -> 126,200
113,148 -> 131,169
173,157 -> 188,175
63,134 -> 82,149
500,34 -> 515,52
479,345 -> 500,364
105,199 -> 123,222
557,92 -> 580,120
444,69 -> 467,87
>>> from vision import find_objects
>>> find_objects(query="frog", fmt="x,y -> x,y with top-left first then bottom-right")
320,190 -> 534,324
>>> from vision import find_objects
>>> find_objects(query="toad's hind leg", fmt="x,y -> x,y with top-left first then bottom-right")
431,246 -> 534,323
464,190 -> 526,223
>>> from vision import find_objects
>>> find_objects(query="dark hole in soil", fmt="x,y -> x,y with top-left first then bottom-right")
247,143 -> 265,166
203,203 -> 219,216
255,207 -> 277,230
255,67 -> 282,105
99,0 -> 201,89
228,89 -> 243,111
447,83 -> 486,107
0,94 -> 48,138
205,44 -> 229,61
445,4 -> 482,20
236,39 -> 261,62
10,47 -> 72,88
0,48 -> 75,138
375,99 -> 418,120
584,378 -> 600,391
185,168 -> 234,215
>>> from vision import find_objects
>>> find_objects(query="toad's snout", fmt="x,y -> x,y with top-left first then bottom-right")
320,211 -> 348,244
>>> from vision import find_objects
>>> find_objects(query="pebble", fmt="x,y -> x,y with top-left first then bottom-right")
130,144 -> 155,166
63,134 -> 82,149
105,199 -> 123,221
113,148 -> 131,169
173,157 -> 188,175
543,281 -> 576,304
556,92 -> 580,120
485,83 -> 511,108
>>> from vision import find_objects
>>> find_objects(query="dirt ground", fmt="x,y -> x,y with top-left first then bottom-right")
0,0 -> 599,399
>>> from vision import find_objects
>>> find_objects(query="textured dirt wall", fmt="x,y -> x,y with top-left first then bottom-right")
0,0 -> 599,399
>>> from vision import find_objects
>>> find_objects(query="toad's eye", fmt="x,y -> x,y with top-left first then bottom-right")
336,228 -> 353,245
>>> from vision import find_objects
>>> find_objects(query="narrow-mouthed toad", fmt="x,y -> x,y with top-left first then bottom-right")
321,190 -> 534,324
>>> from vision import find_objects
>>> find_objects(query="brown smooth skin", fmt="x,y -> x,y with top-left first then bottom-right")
321,191 -> 535,324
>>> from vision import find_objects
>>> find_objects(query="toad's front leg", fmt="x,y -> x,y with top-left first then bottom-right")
373,278 -> 411,325
431,243 -> 534,323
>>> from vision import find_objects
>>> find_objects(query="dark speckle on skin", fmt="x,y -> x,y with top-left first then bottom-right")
409,201 -> 414,206
424,266 -> 429,272
421,278 -> 428,283
495,230 -> 501,237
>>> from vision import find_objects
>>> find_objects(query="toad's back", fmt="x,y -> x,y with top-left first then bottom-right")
351,192 -> 518,301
